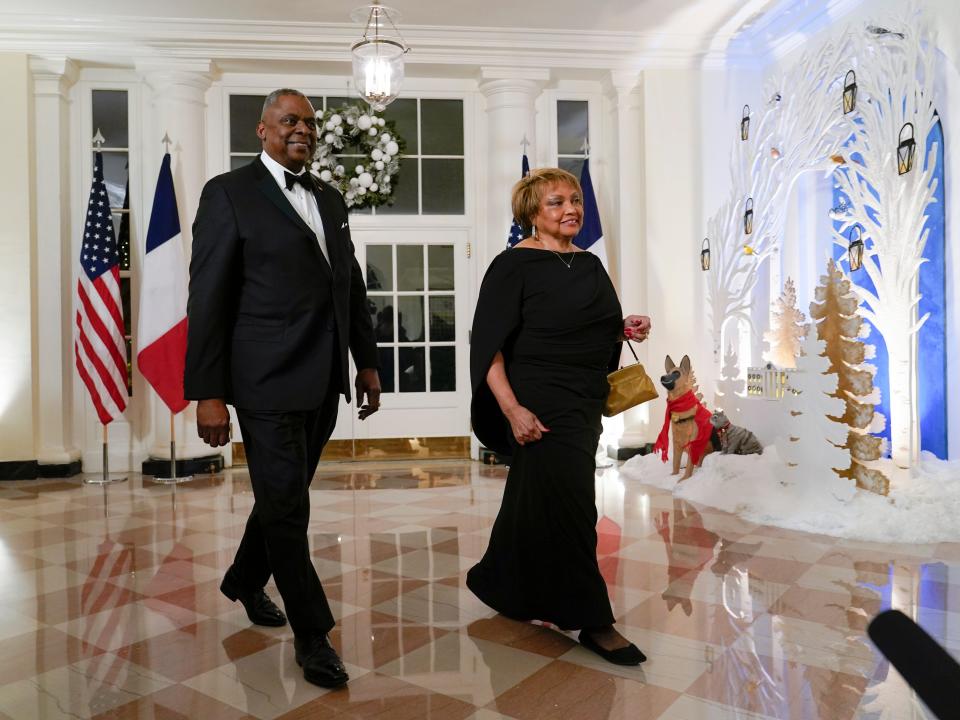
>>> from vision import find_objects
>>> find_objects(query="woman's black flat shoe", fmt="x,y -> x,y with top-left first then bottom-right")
578,631 -> 647,666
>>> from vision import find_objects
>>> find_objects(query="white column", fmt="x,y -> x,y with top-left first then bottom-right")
609,70 -> 650,449
31,56 -> 81,470
136,59 -> 214,461
477,67 -> 549,270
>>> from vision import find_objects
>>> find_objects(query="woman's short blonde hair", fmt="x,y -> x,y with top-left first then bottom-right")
510,167 -> 582,231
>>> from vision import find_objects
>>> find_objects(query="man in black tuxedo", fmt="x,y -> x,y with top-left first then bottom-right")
184,89 -> 380,688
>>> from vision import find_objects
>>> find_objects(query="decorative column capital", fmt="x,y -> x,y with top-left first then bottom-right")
29,56 -> 78,98
478,68 -> 548,112
479,66 -> 550,84
608,69 -> 642,109
136,58 -> 216,104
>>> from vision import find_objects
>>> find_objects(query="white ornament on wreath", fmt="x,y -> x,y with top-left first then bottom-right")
312,104 -> 405,209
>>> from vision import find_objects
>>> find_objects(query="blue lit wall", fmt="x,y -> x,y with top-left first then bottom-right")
832,118 -> 947,458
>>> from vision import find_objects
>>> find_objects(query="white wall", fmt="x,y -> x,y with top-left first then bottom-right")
641,68 -> 707,426
0,54 -> 36,462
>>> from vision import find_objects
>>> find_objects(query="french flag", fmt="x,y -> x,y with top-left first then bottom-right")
573,157 -> 608,268
136,153 -> 189,413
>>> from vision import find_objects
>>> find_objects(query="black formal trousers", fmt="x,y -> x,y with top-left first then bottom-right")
226,385 -> 340,638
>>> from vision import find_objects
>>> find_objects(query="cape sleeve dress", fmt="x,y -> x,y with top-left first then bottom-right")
468,247 -> 623,630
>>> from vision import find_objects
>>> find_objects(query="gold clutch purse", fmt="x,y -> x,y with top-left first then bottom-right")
603,341 -> 658,417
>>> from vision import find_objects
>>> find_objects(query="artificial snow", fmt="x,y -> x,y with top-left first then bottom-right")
620,448 -> 960,544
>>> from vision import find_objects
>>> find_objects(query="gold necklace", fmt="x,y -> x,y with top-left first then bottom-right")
551,251 -> 574,269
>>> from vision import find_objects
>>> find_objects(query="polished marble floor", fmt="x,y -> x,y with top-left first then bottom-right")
0,460 -> 953,719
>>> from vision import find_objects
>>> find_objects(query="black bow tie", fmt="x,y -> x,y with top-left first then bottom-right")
284,171 -> 312,192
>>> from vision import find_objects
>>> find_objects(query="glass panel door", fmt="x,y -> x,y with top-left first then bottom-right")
329,229 -> 470,443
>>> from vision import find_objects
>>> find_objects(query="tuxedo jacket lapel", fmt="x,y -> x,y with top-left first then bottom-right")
252,158 -> 333,275
311,179 -> 345,272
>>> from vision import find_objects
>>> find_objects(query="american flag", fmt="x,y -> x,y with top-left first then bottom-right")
75,152 -> 128,424
507,153 -> 531,247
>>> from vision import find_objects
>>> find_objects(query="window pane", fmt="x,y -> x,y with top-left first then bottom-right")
306,96 -> 323,114
399,347 -> 425,392
378,347 -> 395,393
230,155 -> 254,171
421,99 -> 464,155
125,338 -> 133,396
428,245 -> 454,290
325,96 -> 352,110
430,347 -> 455,392
429,296 -> 455,342
397,245 -> 424,291
96,153 -> 129,208
368,296 -> 395,342
366,244 -> 393,291
230,95 -> 265,153
382,98 -> 418,154
92,90 -> 128,148
120,276 -> 132,336
377,157 -> 418,215
398,296 -> 424,342
558,156 -> 584,181
114,212 -> 131,271
421,159 -> 464,215
557,100 -> 589,155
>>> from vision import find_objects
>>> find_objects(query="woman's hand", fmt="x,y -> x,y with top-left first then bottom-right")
623,314 -> 651,342
504,404 -> 550,446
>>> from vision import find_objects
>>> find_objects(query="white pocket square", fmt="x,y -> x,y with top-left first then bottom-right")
341,221 -> 348,229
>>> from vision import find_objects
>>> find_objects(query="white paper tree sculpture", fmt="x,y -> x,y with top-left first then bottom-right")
706,32 -> 856,369
831,13 -> 939,468
810,259 -> 889,495
775,328 -> 854,500
715,343 -> 746,416
763,278 -> 809,369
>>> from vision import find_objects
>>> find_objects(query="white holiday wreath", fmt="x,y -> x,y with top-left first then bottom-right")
310,104 -> 405,209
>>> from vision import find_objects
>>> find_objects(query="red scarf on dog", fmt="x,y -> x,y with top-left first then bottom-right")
653,390 -> 713,466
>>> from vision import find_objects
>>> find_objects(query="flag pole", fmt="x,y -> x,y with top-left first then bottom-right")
83,423 -> 127,485
150,410 -> 193,484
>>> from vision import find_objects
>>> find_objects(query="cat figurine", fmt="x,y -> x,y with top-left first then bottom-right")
709,410 -> 763,456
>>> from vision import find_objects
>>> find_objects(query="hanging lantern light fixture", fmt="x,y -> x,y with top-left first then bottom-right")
897,122 -> 916,175
700,238 -> 711,271
740,105 -> 750,141
744,197 -> 754,235
842,70 -> 857,114
848,225 -> 865,271
351,1 -> 410,111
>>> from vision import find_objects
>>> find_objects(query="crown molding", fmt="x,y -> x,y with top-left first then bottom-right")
0,13 -> 747,72
732,0 -> 867,62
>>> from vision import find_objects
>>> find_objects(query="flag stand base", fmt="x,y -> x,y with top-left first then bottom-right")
83,474 -> 128,486
149,474 -> 193,485
148,436 -> 194,485
83,440 -> 127,484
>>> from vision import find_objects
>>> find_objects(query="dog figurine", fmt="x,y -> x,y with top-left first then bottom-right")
653,355 -> 717,480
709,410 -> 763,456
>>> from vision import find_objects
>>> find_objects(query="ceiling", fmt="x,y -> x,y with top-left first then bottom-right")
0,0 -> 847,69
4,0 -> 756,35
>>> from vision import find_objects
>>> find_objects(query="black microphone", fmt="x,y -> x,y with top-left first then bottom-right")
867,609 -> 960,720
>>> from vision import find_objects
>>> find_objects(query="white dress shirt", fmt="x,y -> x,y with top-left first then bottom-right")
259,151 -> 331,266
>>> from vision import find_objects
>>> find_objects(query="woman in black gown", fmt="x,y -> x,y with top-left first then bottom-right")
468,167 -> 650,665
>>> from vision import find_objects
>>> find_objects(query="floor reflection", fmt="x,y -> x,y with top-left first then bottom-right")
0,463 -> 953,718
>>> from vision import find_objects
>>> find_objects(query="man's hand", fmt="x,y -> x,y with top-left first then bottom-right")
355,368 -> 381,420
197,399 -> 231,447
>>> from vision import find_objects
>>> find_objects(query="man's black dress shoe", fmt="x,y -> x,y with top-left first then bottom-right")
294,635 -> 349,688
578,630 -> 647,666
220,579 -> 287,627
